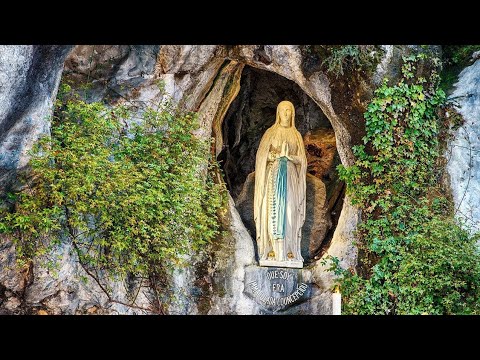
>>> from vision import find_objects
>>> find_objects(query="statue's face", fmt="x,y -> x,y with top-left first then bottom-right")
279,104 -> 292,127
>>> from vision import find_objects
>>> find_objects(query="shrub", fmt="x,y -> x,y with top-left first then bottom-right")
0,84 -> 226,294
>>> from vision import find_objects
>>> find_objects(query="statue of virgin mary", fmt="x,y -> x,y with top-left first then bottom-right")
254,101 -> 307,268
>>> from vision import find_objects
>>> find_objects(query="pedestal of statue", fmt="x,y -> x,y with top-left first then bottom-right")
259,259 -> 303,268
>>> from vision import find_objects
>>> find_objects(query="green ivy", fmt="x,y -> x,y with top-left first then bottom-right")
0,83 -> 226,295
329,53 -> 480,314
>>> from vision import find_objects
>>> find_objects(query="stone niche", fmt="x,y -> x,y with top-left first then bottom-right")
218,66 -> 345,267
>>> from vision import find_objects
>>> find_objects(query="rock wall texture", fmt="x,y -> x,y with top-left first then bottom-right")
0,45 -> 72,190
446,59 -> 480,234
1,45 -> 464,315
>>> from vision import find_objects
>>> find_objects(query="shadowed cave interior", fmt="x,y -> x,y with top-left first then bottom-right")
217,66 -> 345,264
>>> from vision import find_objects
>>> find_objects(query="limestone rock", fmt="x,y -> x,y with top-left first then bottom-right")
302,175 -> 333,260
64,45 -> 161,103
4,297 -> 21,311
304,128 -> 337,180
195,195 -> 260,315
86,306 -> 98,314
0,238 -> 153,314
0,45 -> 72,190
307,196 -> 360,314
156,45 -> 225,109
447,59 -> 480,234
303,127 -> 344,221
0,238 -> 28,294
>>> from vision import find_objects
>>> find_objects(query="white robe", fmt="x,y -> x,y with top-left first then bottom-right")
254,124 -> 307,263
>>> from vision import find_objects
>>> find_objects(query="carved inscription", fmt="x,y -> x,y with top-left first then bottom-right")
248,269 -> 307,307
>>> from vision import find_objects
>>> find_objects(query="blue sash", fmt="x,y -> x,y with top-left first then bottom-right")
273,156 -> 287,239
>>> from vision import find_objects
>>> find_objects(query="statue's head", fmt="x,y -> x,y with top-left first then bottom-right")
277,101 -> 295,128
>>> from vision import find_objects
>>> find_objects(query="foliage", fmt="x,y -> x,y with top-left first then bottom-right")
307,45 -> 383,78
444,45 -> 480,66
330,53 -> 480,314
440,45 -> 480,92
0,84 -> 226,289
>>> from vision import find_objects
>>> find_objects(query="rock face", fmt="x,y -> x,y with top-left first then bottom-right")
205,196 -> 260,315
302,175 -> 332,261
447,59 -> 480,234
0,237 -> 152,315
236,172 -> 331,263
303,128 -> 343,221
64,45 -> 161,103
0,45 -> 72,190
304,128 -> 337,182
0,45 -> 440,314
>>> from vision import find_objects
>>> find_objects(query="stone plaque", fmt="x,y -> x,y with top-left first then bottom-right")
244,266 -> 311,311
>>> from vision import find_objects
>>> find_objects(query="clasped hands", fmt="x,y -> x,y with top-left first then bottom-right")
279,141 -> 293,161
268,141 -> 299,164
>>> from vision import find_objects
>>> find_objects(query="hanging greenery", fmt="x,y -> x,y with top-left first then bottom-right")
325,53 -> 480,315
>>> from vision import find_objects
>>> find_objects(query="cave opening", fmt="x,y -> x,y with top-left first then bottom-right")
217,66 -> 345,264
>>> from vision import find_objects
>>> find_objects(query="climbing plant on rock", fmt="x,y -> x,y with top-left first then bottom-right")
328,53 -> 480,315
